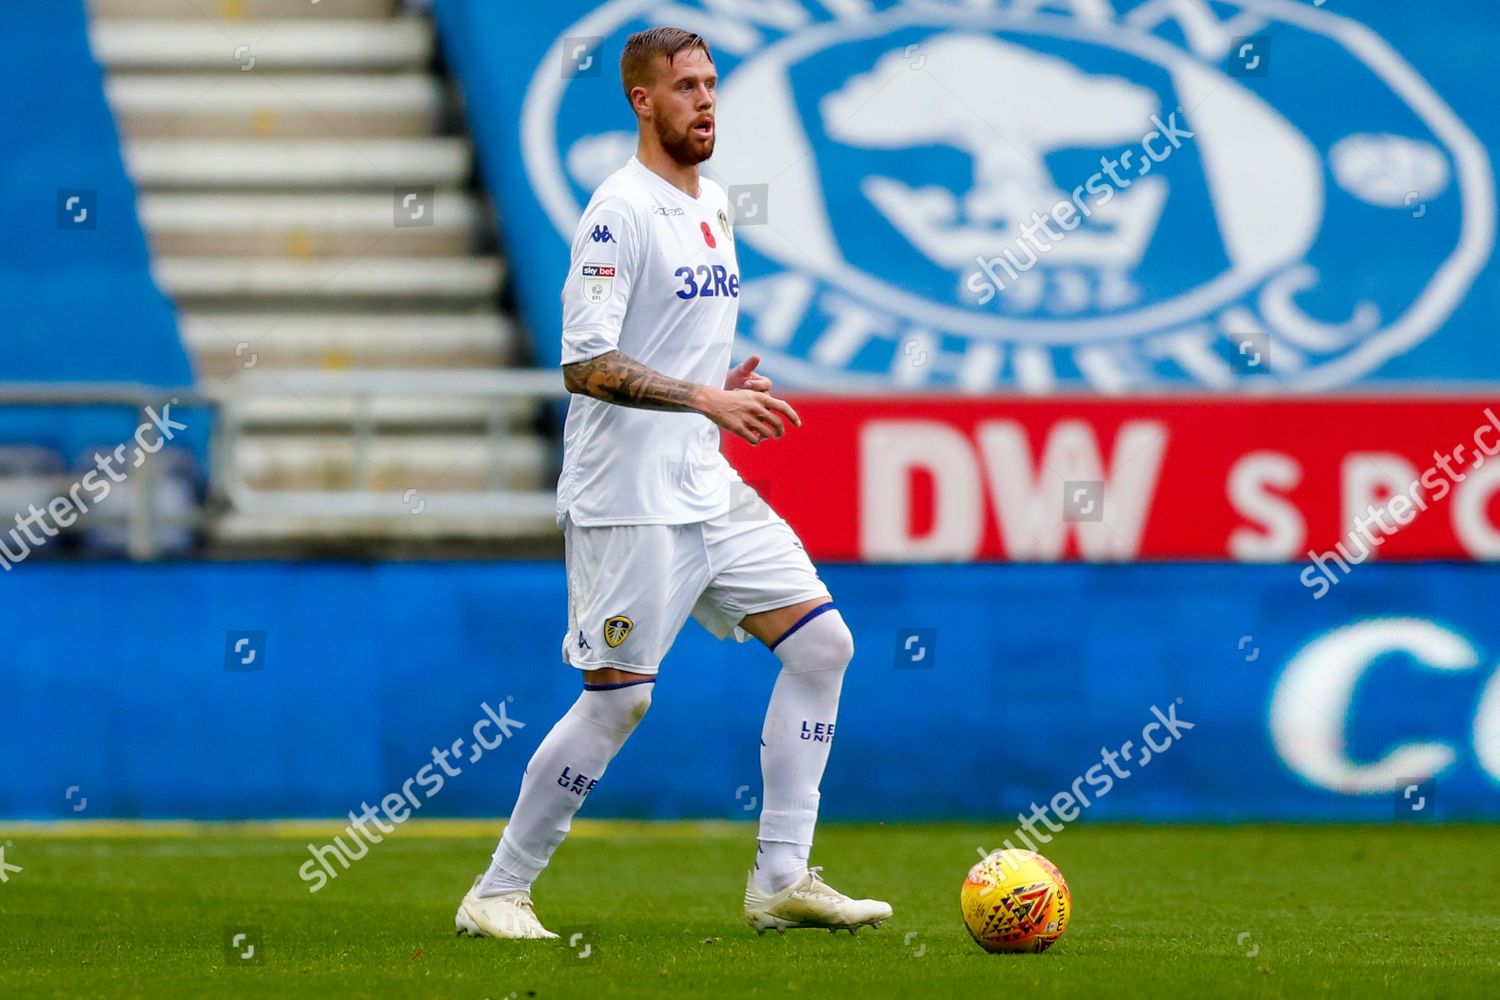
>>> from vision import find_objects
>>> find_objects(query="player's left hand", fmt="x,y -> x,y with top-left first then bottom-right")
725,355 -> 773,393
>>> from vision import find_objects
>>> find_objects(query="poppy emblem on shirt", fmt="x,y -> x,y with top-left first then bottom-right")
604,615 -> 634,648
700,221 -> 717,249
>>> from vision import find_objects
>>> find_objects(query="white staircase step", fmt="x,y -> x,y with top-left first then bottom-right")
231,433 -> 552,491
211,392 -> 540,428
154,256 -> 503,302
90,20 -> 432,71
211,496 -> 562,543
125,138 -> 468,189
204,368 -> 557,427
89,0 -> 396,18
182,312 -> 517,373
139,192 -> 480,257
212,392 -> 541,428
90,3 -> 555,548
107,74 -> 444,138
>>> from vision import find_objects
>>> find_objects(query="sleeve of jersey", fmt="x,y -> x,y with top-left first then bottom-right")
560,200 -> 637,366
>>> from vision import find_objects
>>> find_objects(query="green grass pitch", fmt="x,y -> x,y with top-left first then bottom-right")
1,820 -> 1495,998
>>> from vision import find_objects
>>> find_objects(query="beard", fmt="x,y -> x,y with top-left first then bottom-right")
655,116 -> 715,166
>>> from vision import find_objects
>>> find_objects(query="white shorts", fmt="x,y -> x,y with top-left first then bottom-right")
560,491 -> 831,674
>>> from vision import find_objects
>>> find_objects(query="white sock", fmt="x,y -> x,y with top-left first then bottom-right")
754,605 -> 852,894
478,680 -> 653,897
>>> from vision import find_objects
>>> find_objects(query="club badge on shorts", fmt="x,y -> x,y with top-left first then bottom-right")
604,615 -> 634,648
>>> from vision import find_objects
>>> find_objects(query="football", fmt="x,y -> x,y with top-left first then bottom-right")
960,849 -> 1072,954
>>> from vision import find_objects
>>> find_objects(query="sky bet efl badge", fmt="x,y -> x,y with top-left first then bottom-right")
527,0 -> 1491,392
581,262 -> 615,303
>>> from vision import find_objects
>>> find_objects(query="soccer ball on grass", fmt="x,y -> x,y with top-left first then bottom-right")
960,849 -> 1071,953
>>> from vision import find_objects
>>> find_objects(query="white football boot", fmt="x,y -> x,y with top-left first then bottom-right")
455,877 -> 559,940
744,867 -> 893,935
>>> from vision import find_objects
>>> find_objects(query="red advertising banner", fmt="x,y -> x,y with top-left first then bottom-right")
723,396 -> 1500,562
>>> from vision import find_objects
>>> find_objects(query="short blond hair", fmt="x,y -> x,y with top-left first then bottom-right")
620,27 -> 713,107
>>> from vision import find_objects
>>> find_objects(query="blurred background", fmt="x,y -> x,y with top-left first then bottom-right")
2,0 -> 1497,825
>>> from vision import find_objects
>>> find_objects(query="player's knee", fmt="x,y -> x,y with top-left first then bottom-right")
823,614 -> 855,671
776,608 -> 853,674
625,684 -> 654,725
610,683 -> 653,728
580,681 -> 654,733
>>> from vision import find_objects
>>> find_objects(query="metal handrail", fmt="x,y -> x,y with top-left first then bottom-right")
0,371 -> 573,556
0,383 -> 205,407
208,370 -> 568,513
211,369 -> 569,399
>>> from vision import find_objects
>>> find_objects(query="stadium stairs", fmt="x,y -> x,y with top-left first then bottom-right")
87,0 -> 561,555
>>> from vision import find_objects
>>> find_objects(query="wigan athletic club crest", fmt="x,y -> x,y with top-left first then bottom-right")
524,0 -> 1491,392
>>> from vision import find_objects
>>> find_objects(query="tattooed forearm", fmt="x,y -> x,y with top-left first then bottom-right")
563,350 -> 704,412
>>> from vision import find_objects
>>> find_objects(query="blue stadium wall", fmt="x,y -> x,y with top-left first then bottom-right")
0,2 -> 202,465
435,0 -> 1499,389
0,1 -> 189,386
4,562 -> 1497,821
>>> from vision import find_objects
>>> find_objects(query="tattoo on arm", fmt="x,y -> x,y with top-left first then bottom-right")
563,350 -> 702,412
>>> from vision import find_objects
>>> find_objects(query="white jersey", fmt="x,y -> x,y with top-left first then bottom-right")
556,157 -> 742,526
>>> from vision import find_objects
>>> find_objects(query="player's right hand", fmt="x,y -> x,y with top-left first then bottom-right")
701,387 -> 801,446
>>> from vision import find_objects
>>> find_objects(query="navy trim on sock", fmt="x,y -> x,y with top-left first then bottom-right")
767,602 -> 836,652
582,677 -> 657,691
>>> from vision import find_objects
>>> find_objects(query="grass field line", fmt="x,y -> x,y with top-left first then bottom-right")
0,818 -> 752,839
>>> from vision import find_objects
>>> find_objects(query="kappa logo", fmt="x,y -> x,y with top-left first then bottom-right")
589,224 -> 616,243
603,615 -> 633,648
528,1 -> 1492,392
